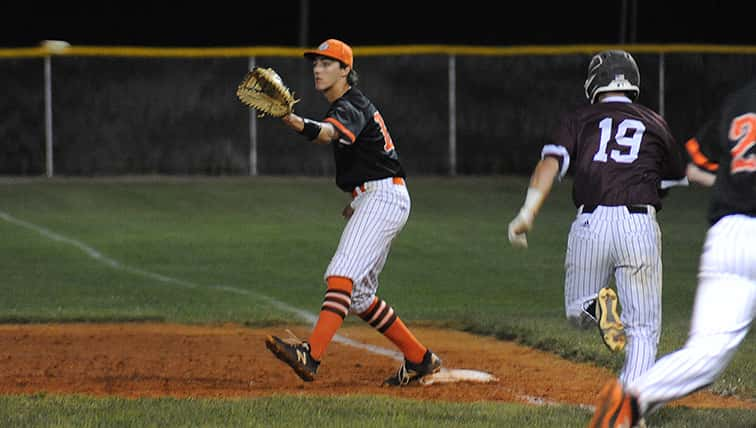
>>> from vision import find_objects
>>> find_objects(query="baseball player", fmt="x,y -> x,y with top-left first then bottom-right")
264,38 -> 442,386
589,78 -> 756,428
507,50 -> 688,385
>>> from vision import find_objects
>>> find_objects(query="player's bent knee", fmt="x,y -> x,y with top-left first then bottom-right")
350,294 -> 375,315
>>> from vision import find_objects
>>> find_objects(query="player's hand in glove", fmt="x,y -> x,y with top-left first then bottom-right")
236,67 -> 299,118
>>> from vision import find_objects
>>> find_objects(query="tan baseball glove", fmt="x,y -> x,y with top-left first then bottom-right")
236,67 -> 299,118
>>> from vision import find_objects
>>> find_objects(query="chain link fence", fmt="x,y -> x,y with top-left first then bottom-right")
1,45 -> 755,176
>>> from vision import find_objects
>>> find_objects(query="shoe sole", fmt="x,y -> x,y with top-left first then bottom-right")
597,288 -> 626,352
264,335 -> 315,382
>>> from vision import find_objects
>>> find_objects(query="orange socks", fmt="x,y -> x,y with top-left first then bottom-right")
308,276 -> 353,360
359,297 -> 427,364
308,280 -> 426,365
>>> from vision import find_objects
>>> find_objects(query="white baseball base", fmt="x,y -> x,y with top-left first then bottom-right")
419,368 -> 498,385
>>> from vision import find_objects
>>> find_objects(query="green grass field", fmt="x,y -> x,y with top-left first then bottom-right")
0,176 -> 753,427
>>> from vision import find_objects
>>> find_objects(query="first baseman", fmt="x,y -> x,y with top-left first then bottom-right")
507,50 -> 688,384
264,39 -> 442,386
589,78 -> 756,428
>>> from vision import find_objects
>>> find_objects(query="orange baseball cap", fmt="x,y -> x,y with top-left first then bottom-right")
304,39 -> 353,68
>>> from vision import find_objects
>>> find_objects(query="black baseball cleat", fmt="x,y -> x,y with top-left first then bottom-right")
596,287 -> 626,352
265,334 -> 320,381
572,298 -> 598,329
383,349 -> 442,386
582,299 -> 598,324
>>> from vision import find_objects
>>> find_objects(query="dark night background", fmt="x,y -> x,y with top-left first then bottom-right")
2,1 -> 754,48
1,0 -> 754,176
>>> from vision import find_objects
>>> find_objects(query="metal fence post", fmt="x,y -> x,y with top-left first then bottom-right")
41,40 -> 70,178
448,54 -> 457,176
44,55 -> 53,177
248,56 -> 258,176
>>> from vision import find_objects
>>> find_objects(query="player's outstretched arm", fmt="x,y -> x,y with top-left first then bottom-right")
281,113 -> 338,145
508,157 -> 559,248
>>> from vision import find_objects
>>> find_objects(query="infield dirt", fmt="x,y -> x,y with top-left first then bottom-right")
0,323 -> 752,410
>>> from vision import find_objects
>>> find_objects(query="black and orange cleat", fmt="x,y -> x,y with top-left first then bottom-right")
589,378 -> 640,428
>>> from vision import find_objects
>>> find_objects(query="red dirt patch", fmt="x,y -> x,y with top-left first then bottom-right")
0,323 -> 752,409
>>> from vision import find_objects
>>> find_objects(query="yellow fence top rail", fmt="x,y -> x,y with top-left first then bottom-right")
1,44 -> 756,58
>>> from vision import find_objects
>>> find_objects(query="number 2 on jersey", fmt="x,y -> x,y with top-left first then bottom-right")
373,111 -> 395,152
729,112 -> 756,173
593,117 -> 646,164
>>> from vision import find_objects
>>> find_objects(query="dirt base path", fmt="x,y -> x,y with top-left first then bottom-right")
0,323 -> 752,409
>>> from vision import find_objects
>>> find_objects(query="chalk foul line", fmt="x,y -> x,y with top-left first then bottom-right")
1,210 -> 551,398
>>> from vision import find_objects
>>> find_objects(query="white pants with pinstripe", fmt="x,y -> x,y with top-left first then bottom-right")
324,177 -> 411,314
628,214 -> 756,415
564,205 -> 662,384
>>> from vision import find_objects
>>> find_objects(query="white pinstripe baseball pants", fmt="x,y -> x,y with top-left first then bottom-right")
628,214 -> 756,415
324,177 -> 410,314
564,205 -> 662,384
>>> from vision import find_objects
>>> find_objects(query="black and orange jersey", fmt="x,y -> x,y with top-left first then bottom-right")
324,88 -> 406,192
548,96 -> 687,211
700,79 -> 756,224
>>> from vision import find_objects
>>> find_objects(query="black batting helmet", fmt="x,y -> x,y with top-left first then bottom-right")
584,50 -> 640,104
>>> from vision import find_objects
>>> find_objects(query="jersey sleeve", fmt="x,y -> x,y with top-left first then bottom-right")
324,100 -> 366,145
684,119 -> 721,172
543,114 -> 576,180
658,119 -> 689,188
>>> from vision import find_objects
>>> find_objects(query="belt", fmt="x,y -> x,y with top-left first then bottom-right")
581,204 -> 651,214
352,177 -> 405,198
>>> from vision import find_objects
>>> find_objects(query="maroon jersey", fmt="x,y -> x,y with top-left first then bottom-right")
548,97 -> 687,210
324,88 -> 406,192
693,79 -> 756,224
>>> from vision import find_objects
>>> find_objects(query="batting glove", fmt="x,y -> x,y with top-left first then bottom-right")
508,211 -> 532,248
508,188 -> 543,249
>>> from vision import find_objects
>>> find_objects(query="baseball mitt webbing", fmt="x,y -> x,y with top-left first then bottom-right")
236,67 -> 298,118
